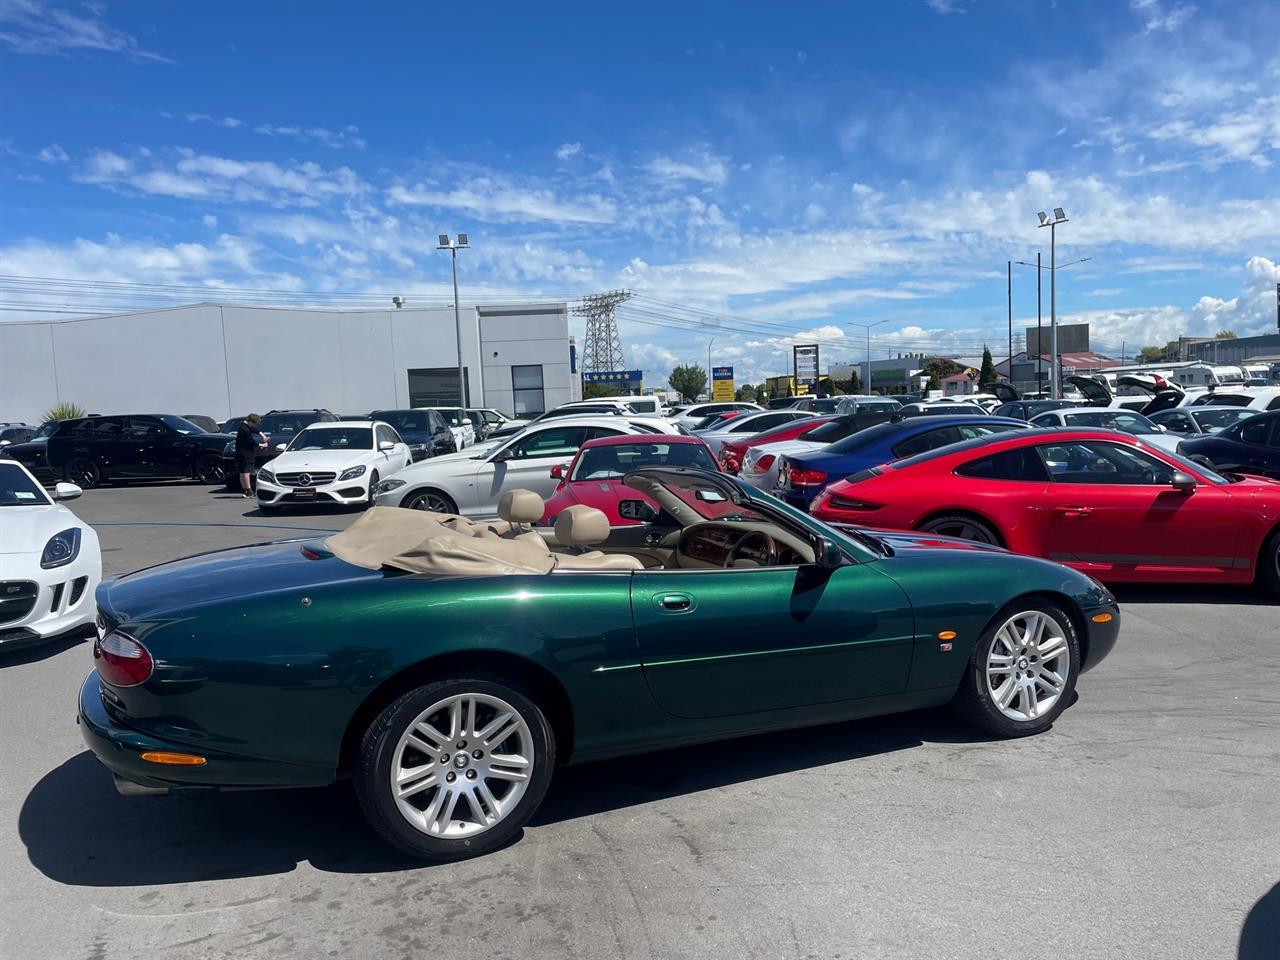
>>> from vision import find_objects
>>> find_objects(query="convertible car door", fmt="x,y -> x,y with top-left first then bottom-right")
630,563 -> 915,719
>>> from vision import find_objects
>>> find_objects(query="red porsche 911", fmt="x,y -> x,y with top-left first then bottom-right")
809,427 -> 1280,590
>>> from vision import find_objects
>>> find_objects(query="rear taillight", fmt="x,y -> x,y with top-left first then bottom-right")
788,467 -> 829,488
751,454 -> 776,473
94,631 -> 154,687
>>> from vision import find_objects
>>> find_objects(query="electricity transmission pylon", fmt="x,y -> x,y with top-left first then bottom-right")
574,290 -> 631,373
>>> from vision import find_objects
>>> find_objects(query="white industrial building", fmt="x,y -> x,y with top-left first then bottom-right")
0,301 -> 579,425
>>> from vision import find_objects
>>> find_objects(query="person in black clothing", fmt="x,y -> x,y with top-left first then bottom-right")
236,413 -> 267,497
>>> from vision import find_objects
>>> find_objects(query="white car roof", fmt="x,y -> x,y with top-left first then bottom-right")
318,420 -> 381,428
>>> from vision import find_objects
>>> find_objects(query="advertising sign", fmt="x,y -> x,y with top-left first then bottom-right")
711,365 -> 734,402
582,369 -> 643,384
793,344 -> 820,390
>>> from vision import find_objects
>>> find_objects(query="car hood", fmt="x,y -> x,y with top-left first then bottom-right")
101,539 -> 381,623
0,503 -> 81,555
855,527 -> 1009,556
269,449 -> 372,471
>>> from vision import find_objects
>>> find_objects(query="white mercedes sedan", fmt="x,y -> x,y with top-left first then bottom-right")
372,416 -> 680,516
0,459 -> 101,649
256,421 -> 411,511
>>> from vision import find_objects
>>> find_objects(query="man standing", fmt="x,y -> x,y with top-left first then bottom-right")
235,413 -> 267,498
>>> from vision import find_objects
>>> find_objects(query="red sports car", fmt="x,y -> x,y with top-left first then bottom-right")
809,427 -> 1280,589
539,434 -> 720,525
719,415 -> 836,474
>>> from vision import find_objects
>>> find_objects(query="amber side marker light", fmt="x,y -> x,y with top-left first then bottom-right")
937,630 -> 957,641
140,751 -> 207,766
1091,613 -> 1113,624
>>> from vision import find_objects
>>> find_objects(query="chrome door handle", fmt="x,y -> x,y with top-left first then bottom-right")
654,593 -> 694,612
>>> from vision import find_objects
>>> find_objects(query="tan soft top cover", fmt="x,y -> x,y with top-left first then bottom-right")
325,507 -> 554,576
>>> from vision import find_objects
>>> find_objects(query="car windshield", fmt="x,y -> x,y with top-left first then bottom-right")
288,427 -> 372,451
1059,411 -> 1159,434
261,414 -> 317,435
0,463 -> 51,506
645,471 -> 767,522
1193,409 -> 1258,432
570,442 -> 717,480
32,421 -> 58,440
372,411 -> 427,432
160,415 -> 203,434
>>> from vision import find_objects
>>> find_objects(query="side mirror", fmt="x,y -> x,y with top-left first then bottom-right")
379,440 -> 394,451
550,463 -> 566,479
1170,470 -> 1197,493
490,447 -> 513,463
619,499 -> 659,522
1156,424 -> 1168,433
54,482 -> 82,501
275,443 -> 287,451
815,536 -> 844,569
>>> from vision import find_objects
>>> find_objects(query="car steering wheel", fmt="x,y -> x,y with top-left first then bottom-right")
727,530 -> 777,567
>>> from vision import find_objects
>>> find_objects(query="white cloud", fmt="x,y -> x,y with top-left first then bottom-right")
186,113 -> 245,129
0,0 -> 172,61
37,143 -> 68,163
0,233 -> 266,288
201,214 -> 217,228
387,178 -> 617,224
644,152 -> 729,185
251,123 -> 365,149
1130,0 -> 1196,33
925,0 -> 967,13
555,142 -> 582,160
75,149 -> 368,206
1145,96 -> 1280,168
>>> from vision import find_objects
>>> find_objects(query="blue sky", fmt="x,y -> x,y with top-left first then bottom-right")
1,0 -> 1276,385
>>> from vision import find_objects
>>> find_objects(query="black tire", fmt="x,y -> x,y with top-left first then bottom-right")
402,488 -> 457,514
194,453 -> 225,484
1257,528 -> 1280,595
354,675 -> 555,861
63,457 -> 101,490
953,600 -> 1081,738
366,470 -> 380,509
918,513 -> 1001,545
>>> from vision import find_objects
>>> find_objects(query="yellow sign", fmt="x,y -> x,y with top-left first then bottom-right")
712,379 -> 735,401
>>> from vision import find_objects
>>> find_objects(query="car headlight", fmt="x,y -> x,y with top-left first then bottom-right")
41,527 -> 81,569
339,464 -> 367,482
373,477 -> 406,495
257,467 -> 276,484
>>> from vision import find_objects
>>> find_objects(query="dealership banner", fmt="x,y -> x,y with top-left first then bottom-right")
582,369 -> 643,384
711,365 -> 734,402
793,344 -> 819,390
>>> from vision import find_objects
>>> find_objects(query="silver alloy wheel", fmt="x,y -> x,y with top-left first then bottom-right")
985,609 -> 1071,722
390,692 -> 534,839
923,517 -> 996,544
408,491 -> 452,513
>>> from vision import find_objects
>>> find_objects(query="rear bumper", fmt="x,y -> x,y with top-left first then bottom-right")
77,671 -> 334,792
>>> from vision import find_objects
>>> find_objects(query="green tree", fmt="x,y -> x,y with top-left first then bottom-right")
668,364 -> 707,402
1216,329 -> 1237,339
42,401 -> 86,421
927,374 -> 941,391
734,384 -> 758,403
921,357 -> 964,382
979,346 -> 997,386
581,381 -> 614,400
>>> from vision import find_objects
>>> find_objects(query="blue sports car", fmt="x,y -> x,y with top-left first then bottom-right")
775,415 -> 1027,508
1179,410 -> 1280,479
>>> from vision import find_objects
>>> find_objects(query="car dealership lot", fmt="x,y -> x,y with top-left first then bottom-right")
1,483 -> 1277,960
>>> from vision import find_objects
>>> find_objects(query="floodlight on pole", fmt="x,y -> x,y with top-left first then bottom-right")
437,234 -> 469,406
1036,208 -> 1070,399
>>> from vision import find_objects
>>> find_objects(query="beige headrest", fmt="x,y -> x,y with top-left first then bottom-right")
555,504 -> 610,546
499,489 -> 545,524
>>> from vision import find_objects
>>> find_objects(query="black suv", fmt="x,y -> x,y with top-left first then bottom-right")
45,415 -> 232,488
220,409 -> 338,488
368,409 -> 456,461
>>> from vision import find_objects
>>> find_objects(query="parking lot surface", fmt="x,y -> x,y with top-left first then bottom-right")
2,482 -> 1277,959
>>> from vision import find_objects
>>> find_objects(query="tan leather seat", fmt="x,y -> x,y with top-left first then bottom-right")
552,505 -> 643,571
496,489 -> 550,552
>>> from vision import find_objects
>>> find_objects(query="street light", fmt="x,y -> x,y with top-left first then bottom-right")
1036,209 -> 1070,398
437,233 -> 470,406
1015,255 -> 1091,395
707,338 -> 715,400
845,319 -> 894,394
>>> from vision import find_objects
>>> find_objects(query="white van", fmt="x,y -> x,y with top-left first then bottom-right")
595,394 -> 664,415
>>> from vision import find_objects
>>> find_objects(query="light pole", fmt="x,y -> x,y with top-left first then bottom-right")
845,319 -> 893,394
1016,250 -> 1089,397
437,233 -> 469,406
707,338 -> 715,400
1036,209 -> 1071,398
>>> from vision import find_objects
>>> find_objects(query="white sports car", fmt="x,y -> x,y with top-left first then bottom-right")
0,459 -> 101,649
373,416 -> 680,516
256,421 -> 411,511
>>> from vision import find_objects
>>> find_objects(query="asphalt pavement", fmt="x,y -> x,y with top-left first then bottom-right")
1,482 -> 1277,960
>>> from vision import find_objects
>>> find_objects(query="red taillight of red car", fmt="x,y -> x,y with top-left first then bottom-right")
94,630 -> 154,687
750,454 -> 776,473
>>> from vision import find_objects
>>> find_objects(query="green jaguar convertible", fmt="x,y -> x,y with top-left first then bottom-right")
79,467 -> 1119,860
